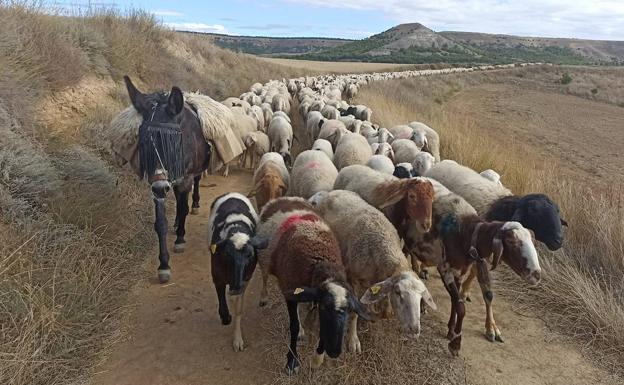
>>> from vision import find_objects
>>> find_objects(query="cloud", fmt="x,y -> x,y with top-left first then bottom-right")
238,23 -> 295,31
152,10 -> 184,17
282,0 -> 624,40
165,22 -> 228,34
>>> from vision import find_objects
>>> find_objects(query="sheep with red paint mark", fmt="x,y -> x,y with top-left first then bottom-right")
208,192 -> 268,352
257,197 -> 369,375
289,150 -> 338,199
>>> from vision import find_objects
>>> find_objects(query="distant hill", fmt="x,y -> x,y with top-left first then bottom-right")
187,32 -> 354,56
185,24 -> 624,65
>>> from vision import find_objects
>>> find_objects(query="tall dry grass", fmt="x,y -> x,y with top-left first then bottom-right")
0,4 -> 315,385
356,74 -> 624,375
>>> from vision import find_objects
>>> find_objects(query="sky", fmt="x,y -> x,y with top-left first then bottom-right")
48,1 -> 624,41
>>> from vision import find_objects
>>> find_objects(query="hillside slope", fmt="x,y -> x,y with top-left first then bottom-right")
203,23 -> 624,65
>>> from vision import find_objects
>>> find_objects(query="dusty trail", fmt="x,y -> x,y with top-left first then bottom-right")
91,166 -> 617,385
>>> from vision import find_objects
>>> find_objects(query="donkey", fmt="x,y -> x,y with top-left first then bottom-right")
124,76 -> 211,283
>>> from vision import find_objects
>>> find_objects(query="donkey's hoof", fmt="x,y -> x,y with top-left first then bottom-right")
190,207 -> 200,215
158,269 -> 171,284
173,242 -> 186,253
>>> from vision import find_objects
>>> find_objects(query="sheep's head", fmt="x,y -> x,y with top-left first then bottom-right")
405,178 -> 435,233
484,221 -> 541,285
412,152 -> 435,176
512,194 -> 566,251
361,272 -> 436,337
286,280 -> 369,359
213,233 -> 268,295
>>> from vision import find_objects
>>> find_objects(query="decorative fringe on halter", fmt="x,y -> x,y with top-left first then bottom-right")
138,122 -> 184,181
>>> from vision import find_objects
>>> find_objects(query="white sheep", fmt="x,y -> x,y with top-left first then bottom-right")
333,133 -> 372,170
412,152 -> 435,176
242,131 -> 269,169
260,103 -> 273,129
367,154 -> 395,174
310,190 -> 436,352
321,104 -> 340,120
318,119 -> 349,150
391,139 -> 421,165
408,122 -> 440,162
480,169 -> 502,185
272,94 -> 290,113
306,111 -> 324,143
311,138 -> 334,161
425,160 -> 511,215
289,150 -> 338,199
268,116 -> 294,167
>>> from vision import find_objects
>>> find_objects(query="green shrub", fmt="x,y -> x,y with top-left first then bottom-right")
561,72 -> 573,84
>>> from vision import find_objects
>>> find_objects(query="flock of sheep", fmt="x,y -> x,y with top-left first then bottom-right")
206,62 -> 566,375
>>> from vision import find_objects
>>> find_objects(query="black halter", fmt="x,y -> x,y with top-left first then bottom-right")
138,104 -> 185,182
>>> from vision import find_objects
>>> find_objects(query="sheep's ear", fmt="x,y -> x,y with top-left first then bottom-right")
348,293 -> 371,321
422,288 -> 437,310
250,236 -> 268,250
360,277 -> 394,304
560,218 -> 569,227
124,75 -> 148,114
285,287 -> 321,303
167,86 -> 184,116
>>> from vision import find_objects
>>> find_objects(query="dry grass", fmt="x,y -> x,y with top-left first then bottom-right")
356,74 -> 624,376
0,4 -> 319,385
258,57 -> 421,74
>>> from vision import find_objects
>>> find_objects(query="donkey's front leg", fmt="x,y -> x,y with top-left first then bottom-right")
152,178 -> 172,283
173,186 -> 189,253
191,174 -> 201,215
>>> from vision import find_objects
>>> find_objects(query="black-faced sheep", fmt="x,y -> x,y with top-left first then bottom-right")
208,193 -> 268,351
257,197 -> 369,374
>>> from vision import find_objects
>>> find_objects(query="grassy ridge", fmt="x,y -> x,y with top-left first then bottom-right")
0,5 -> 309,385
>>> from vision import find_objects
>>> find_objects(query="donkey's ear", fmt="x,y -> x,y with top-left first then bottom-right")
124,76 -> 148,114
167,86 -> 184,116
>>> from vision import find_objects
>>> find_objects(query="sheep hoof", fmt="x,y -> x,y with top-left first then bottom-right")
285,360 -> 300,376
258,298 -> 268,307
311,352 -> 325,369
173,242 -> 186,253
465,296 -> 471,302
190,207 -> 199,215
232,336 -> 245,352
419,269 -> 429,280
221,314 -> 232,325
495,329 -> 504,343
348,337 -> 361,353
448,336 -> 461,356
158,269 -> 171,284
485,330 -> 496,342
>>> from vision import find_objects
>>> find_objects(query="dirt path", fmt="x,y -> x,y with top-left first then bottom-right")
91,166 -> 618,385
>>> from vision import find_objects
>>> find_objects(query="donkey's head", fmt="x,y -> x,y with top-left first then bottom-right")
124,76 -> 184,123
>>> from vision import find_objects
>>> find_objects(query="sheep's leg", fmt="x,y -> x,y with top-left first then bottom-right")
285,300 -> 301,375
311,339 -> 325,368
259,268 -> 269,307
297,306 -> 307,342
347,313 -> 361,353
439,264 -> 464,356
381,298 -> 393,319
460,265 -> 477,302
223,163 -> 230,177
476,269 -> 503,342
190,174 -> 201,215
216,284 -> 231,325
231,291 -> 246,351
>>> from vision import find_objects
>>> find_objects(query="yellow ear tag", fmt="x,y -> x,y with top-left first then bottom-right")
370,285 -> 381,295
293,287 -> 304,295
210,244 -> 217,254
